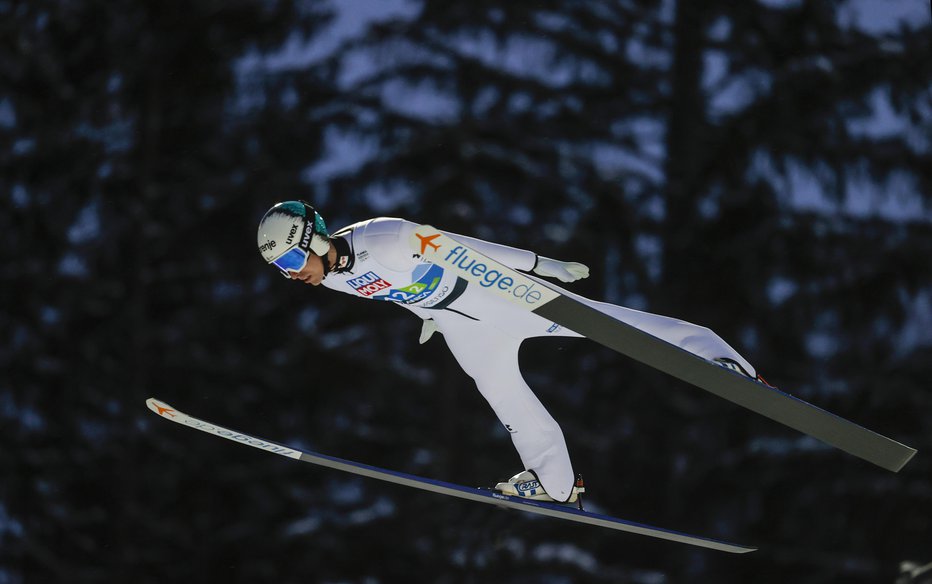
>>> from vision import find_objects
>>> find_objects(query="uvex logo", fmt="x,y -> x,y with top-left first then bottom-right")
285,223 -> 299,245
300,222 -> 313,247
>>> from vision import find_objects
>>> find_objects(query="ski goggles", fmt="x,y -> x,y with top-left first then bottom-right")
272,247 -> 310,277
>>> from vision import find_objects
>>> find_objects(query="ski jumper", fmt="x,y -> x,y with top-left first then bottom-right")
321,218 -> 756,502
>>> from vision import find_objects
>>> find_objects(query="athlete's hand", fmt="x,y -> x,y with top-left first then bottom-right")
533,257 -> 590,283
419,318 -> 440,344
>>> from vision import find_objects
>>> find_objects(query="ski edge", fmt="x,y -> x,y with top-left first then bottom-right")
145,398 -> 756,554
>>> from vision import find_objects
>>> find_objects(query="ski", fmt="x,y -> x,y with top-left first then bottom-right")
146,398 -> 756,554
410,226 -> 917,473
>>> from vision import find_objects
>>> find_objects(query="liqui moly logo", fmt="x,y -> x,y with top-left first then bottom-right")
347,271 -> 392,296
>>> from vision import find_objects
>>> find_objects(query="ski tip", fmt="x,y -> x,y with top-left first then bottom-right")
146,397 -> 180,419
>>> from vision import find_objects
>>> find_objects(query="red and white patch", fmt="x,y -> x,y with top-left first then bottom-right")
347,271 -> 392,297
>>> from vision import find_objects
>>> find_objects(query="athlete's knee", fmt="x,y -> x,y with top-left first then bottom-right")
471,369 -> 526,397
674,323 -> 729,354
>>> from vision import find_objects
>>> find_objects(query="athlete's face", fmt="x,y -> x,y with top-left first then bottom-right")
288,253 -> 326,286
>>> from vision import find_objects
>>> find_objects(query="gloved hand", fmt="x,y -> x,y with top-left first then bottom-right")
532,256 -> 590,283
419,318 -> 440,344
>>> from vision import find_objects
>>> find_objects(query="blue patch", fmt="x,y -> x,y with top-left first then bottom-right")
371,264 -> 445,304
516,480 -> 541,492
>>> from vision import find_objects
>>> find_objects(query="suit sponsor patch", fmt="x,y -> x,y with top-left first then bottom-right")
347,271 -> 392,296
370,264 -> 446,304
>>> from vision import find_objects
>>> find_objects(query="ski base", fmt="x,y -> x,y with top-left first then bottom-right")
146,398 -> 756,554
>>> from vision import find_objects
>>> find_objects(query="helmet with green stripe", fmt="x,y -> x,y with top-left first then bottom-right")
257,201 -> 330,276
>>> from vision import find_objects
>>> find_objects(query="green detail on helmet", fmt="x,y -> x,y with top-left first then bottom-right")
313,211 -> 328,236
278,201 -> 306,217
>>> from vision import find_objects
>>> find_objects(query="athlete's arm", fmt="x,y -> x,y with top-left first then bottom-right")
399,219 -> 536,270
399,219 -> 588,283
440,229 -> 538,271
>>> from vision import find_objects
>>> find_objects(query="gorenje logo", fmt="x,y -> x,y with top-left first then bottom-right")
444,245 -> 546,304
347,271 -> 392,296
258,240 -> 277,254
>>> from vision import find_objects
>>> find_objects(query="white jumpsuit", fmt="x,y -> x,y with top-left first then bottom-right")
322,218 -> 755,502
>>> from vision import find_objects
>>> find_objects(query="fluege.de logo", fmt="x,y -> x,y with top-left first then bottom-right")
443,244 -> 547,305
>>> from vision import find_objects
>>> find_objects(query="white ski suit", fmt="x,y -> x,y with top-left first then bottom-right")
321,218 -> 755,502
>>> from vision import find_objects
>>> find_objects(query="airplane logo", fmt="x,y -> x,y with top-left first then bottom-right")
154,403 -> 176,417
416,233 -> 441,255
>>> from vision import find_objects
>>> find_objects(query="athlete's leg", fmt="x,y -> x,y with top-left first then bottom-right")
542,282 -> 756,377
431,312 -> 576,501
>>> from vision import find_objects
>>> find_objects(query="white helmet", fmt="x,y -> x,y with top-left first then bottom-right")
257,201 -> 330,275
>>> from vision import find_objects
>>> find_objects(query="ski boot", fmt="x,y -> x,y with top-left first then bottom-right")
494,470 -> 584,504
713,357 -> 775,388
